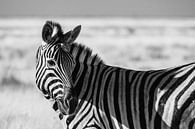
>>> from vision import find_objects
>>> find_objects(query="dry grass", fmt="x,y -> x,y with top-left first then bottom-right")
0,88 -> 62,129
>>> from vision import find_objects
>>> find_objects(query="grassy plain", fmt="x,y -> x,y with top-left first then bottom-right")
0,88 -> 62,129
1,18 -> 195,128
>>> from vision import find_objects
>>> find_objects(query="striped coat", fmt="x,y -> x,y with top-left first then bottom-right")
35,21 -> 195,129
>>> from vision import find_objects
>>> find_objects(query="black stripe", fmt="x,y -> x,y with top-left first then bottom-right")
113,69 -> 122,128
189,118 -> 195,129
125,71 -> 137,129
81,57 -> 99,100
160,64 -> 195,89
38,71 -> 53,94
72,60 -> 80,82
47,79 -> 61,95
126,70 -> 138,129
172,90 -> 195,128
132,71 -> 143,127
53,90 -> 63,98
154,113 -> 162,129
158,67 -> 195,116
52,101 -> 58,111
51,85 -> 63,98
103,72 -> 114,129
41,73 -> 56,88
75,45 -> 84,62
79,99 -> 92,114
148,69 -> 176,120
175,70 -> 195,103
141,70 -> 162,123
138,71 -> 149,129
74,62 -> 88,97
85,111 -> 101,128
36,53 -> 45,80
95,65 -> 108,129
83,50 -> 90,64
88,63 -> 102,102
70,44 -> 74,53
73,100 -> 93,129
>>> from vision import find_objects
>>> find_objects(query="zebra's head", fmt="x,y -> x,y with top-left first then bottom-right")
36,21 -> 81,115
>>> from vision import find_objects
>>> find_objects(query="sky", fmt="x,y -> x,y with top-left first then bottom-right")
0,0 -> 195,17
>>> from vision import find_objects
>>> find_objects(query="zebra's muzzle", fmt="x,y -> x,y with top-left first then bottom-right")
65,96 -> 78,114
56,93 -> 78,115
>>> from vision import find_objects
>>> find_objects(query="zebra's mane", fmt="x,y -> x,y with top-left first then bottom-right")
70,43 -> 104,65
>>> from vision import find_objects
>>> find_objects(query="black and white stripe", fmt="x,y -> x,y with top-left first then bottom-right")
62,43 -> 195,129
36,21 -> 195,129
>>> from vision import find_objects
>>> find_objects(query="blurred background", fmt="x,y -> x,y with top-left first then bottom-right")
1,0 -> 195,129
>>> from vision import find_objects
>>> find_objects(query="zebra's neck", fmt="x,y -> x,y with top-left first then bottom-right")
70,43 -> 104,65
69,43 -> 105,98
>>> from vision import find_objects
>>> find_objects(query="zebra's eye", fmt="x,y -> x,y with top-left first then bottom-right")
47,59 -> 56,67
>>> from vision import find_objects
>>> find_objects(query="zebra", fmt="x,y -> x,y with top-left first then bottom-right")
35,21 -> 195,129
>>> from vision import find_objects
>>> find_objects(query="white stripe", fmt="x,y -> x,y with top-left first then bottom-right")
155,88 -> 167,111
41,40 -> 47,46
111,116 -> 120,129
111,116 -> 128,129
48,81 -> 62,92
61,115 -> 68,129
51,26 -> 58,37
53,88 -> 64,97
175,64 -> 194,78
70,100 -> 92,128
162,70 -> 195,126
177,78 -> 195,109
43,75 -> 57,92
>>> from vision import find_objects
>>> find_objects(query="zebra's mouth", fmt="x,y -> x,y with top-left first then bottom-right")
56,94 -> 78,115
65,96 -> 78,115
64,87 -> 78,114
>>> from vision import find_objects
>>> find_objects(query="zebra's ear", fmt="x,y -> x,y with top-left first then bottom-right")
60,30 -> 72,43
42,21 -> 62,45
42,21 -> 54,44
62,25 -> 81,44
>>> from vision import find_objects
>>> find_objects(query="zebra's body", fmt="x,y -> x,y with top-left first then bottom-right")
62,43 -> 195,129
35,21 -> 195,129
